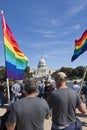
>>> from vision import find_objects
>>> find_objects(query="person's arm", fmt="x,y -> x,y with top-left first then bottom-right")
78,102 -> 87,114
6,121 -> 16,130
45,113 -> 51,120
43,98 -> 51,120
11,86 -> 16,95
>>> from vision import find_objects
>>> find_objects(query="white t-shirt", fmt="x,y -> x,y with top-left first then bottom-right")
72,84 -> 80,93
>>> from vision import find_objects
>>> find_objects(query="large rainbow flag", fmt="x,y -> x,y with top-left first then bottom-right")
1,11 -> 28,80
71,30 -> 87,62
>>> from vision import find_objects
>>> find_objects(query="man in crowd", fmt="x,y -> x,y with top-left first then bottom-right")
38,80 -> 45,98
71,80 -> 80,93
6,78 -> 50,130
11,81 -> 21,103
0,81 -> 6,107
81,81 -> 87,108
47,72 -> 86,130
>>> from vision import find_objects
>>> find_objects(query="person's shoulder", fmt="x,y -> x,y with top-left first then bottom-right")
36,96 -> 45,101
47,89 -> 57,97
33,97 -> 49,107
68,87 -> 79,95
67,87 -> 76,92
75,84 -> 80,87
14,97 -> 25,104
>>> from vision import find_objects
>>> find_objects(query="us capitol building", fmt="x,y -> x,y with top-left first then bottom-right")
31,56 -> 55,78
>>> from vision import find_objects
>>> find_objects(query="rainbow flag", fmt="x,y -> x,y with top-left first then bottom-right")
1,11 -> 28,80
71,30 -> 87,62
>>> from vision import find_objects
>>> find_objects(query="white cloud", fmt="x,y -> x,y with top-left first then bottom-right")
61,24 -> 81,35
71,24 -> 81,30
70,2 -> 87,14
31,28 -> 56,37
49,18 -> 61,26
42,34 -> 56,38
43,54 -> 56,59
41,45 -> 72,58
30,40 -> 67,48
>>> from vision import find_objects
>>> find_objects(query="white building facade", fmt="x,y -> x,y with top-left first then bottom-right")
32,56 -> 55,78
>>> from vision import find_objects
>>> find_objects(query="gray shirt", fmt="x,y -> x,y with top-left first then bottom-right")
47,87 -> 82,126
8,96 -> 50,130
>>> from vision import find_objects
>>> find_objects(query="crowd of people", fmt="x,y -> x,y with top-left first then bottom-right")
0,72 -> 87,130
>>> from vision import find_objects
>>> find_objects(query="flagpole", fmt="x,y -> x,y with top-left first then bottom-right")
0,10 -> 8,79
6,78 -> 10,105
79,66 -> 87,94
0,10 -> 10,106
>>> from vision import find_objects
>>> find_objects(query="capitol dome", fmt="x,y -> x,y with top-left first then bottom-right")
38,57 -> 47,69
32,55 -> 55,78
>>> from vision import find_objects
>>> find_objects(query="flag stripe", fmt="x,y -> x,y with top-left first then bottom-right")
75,38 -> 87,49
4,37 -> 28,60
6,54 -> 27,69
7,70 -> 24,80
75,30 -> 87,46
4,29 -> 22,53
6,61 -> 24,73
5,46 -> 28,65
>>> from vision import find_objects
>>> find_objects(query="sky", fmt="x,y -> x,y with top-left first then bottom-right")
0,0 -> 87,70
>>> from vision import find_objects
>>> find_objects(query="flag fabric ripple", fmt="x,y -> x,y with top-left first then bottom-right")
71,30 -> 87,62
1,12 -> 28,80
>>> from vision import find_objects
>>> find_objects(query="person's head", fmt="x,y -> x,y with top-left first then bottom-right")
41,80 -> 44,83
73,80 -> 78,84
44,80 -> 51,86
54,72 -> 67,88
14,80 -> 18,84
24,78 -> 38,95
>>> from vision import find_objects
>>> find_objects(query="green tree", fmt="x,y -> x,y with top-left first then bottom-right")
70,66 -> 85,79
51,66 -> 86,80
60,67 -> 73,78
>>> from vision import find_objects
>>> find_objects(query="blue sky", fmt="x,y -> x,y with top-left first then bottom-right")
0,0 -> 87,70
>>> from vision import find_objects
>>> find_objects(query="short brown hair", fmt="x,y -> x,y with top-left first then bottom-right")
24,79 -> 37,94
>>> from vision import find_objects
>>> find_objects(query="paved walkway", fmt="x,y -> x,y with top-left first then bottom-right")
0,108 -> 87,130
0,108 -> 7,116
